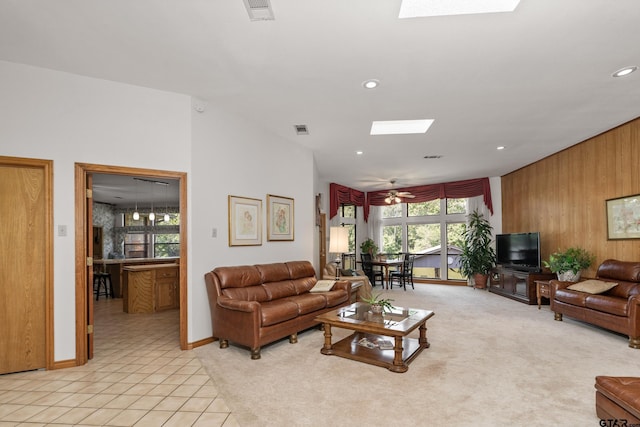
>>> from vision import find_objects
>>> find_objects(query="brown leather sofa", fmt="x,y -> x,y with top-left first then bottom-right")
550,259 -> 640,348
204,260 -> 351,359
595,376 -> 640,423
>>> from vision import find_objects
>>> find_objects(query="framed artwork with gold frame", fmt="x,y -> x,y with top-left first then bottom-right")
228,195 -> 262,246
606,194 -> 640,240
267,194 -> 294,241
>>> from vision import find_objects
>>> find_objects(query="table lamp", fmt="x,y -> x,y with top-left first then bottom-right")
329,226 -> 349,280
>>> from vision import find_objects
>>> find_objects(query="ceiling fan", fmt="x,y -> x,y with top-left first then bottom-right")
383,180 -> 415,204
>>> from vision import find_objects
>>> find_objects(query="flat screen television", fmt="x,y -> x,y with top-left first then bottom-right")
495,232 -> 541,272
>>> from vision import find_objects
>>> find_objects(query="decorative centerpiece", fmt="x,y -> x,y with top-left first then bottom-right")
543,247 -> 595,282
361,293 -> 394,314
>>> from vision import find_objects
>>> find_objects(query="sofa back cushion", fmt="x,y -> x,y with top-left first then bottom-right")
597,259 -> 640,299
213,265 -> 269,302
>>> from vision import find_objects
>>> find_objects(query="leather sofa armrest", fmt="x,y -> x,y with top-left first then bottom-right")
549,279 -> 573,300
217,297 -> 260,313
333,280 -> 351,294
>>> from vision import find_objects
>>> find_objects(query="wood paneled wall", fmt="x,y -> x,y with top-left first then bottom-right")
502,117 -> 640,277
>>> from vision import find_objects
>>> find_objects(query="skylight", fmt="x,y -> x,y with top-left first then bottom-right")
399,0 -> 520,18
370,120 -> 434,135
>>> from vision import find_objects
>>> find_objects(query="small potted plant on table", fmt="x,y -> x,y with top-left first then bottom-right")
543,247 -> 595,282
361,292 -> 394,314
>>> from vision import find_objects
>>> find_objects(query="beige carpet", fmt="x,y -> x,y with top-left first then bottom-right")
195,284 -> 640,426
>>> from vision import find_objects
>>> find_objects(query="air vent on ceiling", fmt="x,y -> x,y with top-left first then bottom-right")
294,124 -> 309,135
243,0 -> 275,21
424,155 -> 443,159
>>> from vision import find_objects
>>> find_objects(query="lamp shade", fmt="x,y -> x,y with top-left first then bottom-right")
329,227 -> 349,254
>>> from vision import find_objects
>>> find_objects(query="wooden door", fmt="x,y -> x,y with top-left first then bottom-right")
0,157 -> 52,374
86,174 -> 95,359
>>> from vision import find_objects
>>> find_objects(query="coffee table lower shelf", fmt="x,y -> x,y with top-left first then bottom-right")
321,331 -> 427,373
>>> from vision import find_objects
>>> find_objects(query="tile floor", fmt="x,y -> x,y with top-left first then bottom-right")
0,298 -> 238,426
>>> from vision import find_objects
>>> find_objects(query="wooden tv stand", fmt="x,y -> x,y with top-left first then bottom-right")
488,267 -> 555,305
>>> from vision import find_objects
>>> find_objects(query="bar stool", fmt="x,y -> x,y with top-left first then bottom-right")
94,272 -> 113,300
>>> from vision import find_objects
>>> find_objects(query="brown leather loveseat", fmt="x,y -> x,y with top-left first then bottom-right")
204,260 -> 351,359
550,259 -> 640,348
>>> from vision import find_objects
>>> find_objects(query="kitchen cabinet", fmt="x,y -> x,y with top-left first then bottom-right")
123,264 -> 179,313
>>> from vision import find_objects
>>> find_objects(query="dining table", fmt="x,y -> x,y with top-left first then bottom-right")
361,258 -> 404,289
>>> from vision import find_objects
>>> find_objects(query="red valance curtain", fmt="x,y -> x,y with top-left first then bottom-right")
329,183 -> 365,219
364,177 -> 493,221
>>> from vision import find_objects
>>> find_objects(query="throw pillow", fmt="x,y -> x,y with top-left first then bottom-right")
567,279 -> 618,294
340,269 -> 357,277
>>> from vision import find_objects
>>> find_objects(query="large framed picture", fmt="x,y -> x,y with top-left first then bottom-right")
606,194 -> 640,240
267,194 -> 294,241
228,195 -> 262,246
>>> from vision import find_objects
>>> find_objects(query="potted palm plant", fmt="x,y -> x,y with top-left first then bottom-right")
458,210 -> 496,289
543,247 -> 595,282
360,238 -> 378,257
361,292 -> 395,314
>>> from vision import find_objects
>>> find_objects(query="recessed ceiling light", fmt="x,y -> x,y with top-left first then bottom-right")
399,0 -> 520,18
370,119 -> 434,135
497,146 -> 505,150
612,66 -> 638,77
356,151 -> 364,155
363,79 -> 379,89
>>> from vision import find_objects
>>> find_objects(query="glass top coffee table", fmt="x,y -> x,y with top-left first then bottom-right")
315,302 -> 435,373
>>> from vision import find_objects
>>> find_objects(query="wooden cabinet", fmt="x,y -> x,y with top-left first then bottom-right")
155,267 -> 179,311
488,267 -> 555,305
123,264 -> 179,313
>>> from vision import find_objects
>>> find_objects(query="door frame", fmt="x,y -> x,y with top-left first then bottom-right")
74,163 -> 188,365
0,155 -> 54,371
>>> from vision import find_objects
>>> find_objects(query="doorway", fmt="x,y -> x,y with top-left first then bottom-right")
75,163 -> 188,365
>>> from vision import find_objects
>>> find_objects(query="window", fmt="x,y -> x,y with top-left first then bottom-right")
338,204 -> 357,269
123,212 -> 180,258
376,198 -> 468,280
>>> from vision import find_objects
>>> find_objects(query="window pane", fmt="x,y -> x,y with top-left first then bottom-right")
344,224 -> 356,253
407,224 -> 441,279
154,233 -> 180,258
447,222 -> 466,280
408,200 -> 440,216
341,205 -> 355,218
446,198 -> 466,214
382,225 -> 402,254
381,204 -> 402,218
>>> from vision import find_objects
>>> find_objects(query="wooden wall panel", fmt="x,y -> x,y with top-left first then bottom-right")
502,117 -> 640,277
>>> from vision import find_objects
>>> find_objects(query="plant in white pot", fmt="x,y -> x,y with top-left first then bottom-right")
458,210 -> 496,289
543,247 -> 595,282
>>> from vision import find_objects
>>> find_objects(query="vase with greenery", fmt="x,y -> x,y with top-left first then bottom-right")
361,292 -> 394,313
360,238 -> 378,257
458,210 -> 496,289
543,247 -> 595,282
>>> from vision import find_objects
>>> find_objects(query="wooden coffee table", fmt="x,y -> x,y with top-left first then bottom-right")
315,302 -> 435,373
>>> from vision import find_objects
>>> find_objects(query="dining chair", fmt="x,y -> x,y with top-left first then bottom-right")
390,253 -> 415,291
360,253 -> 384,287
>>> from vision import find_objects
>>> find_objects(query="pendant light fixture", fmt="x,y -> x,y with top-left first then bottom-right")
164,183 -> 170,222
148,182 -> 155,221
133,178 -> 140,220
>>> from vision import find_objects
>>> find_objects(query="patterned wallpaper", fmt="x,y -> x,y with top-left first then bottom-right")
93,202 -> 117,257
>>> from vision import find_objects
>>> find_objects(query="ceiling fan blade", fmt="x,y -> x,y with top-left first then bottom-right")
396,191 -> 413,196
402,194 -> 416,198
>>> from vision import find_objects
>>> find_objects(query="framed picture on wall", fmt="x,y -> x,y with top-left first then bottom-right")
267,194 -> 294,241
606,194 -> 640,240
228,195 -> 262,246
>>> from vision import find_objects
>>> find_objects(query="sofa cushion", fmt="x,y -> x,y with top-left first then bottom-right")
585,294 -> 629,317
214,265 -> 263,289
260,300 -> 300,327
256,263 -> 291,283
287,293 -> 327,315
222,286 -> 269,302
598,260 -> 640,283
291,277 -> 316,294
568,279 -> 618,294
555,288 -> 588,307
596,376 -> 640,420
321,289 -> 349,307
286,261 -> 317,280
263,280 -> 298,300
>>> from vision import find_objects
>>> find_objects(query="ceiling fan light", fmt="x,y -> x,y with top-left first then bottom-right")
385,196 -> 391,204
395,197 -> 401,204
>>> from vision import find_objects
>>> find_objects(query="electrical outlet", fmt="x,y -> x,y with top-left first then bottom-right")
58,225 -> 67,236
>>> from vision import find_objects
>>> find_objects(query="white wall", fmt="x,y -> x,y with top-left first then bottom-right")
0,60 -> 318,361
189,104 -> 316,342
